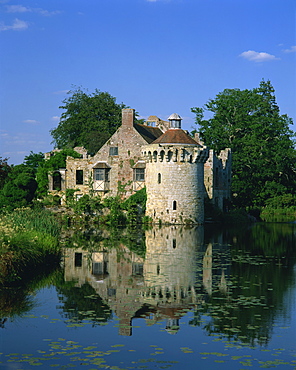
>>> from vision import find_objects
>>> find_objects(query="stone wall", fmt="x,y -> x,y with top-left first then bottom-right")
65,109 -> 147,199
142,143 -> 209,224
204,148 -> 232,210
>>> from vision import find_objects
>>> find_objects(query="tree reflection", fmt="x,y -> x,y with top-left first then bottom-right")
0,267 -> 62,328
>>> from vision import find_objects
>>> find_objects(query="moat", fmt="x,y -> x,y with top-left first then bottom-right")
1,222 -> 295,369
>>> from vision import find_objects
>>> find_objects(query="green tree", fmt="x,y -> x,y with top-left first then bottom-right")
23,151 -> 45,173
0,164 -> 37,211
50,87 -> 127,155
191,80 -> 296,207
0,157 -> 11,189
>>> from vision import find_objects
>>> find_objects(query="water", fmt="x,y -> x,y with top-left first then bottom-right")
1,223 -> 296,369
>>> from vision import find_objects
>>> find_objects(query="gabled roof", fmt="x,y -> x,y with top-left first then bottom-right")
134,123 -> 163,143
152,129 -> 200,145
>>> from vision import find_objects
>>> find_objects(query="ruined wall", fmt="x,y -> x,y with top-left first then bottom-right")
204,148 -> 232,210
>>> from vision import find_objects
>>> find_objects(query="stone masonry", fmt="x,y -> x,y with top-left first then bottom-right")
47,108 -> 232,223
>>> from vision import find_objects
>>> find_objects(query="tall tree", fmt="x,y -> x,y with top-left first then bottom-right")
23,151 -> 45,173
191,80 -> 296,208
0,157 -> 11,189
0,164 -> 37,211
50,87 -> 127,155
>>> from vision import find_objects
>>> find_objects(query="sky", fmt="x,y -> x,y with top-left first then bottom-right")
0,0 -> 295,165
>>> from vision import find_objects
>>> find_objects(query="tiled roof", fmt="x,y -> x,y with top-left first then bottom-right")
152,129 -> 199,145
134,123 -> 163,143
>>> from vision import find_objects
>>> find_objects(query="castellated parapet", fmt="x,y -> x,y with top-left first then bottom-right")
142,142 -> 209,225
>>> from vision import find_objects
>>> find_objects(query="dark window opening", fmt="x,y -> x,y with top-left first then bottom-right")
92,261 -> 108,276
132,263 -> 143,276
53,172 -> 61,190
109,147 -> 118,156
172,239 -> 176,249
173,201 -> 177,210
76,170 -> 83,185
108,288 -> 116,297
74,252 -> 82,267
134,168 -> 145,182
94,168 -> 110,182
158,173 -> 161,184
214,167 -> 219,187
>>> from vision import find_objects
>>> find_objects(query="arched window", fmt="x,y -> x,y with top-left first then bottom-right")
158,173 -> 161,184
173,201 -> 177,210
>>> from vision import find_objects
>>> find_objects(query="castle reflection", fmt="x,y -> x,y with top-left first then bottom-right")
64,226 -> 230,336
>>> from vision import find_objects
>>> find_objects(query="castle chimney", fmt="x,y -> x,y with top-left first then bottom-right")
122,108 -> 135,127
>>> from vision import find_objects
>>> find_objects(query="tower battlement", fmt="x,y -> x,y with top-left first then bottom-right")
142,144 -> 209,164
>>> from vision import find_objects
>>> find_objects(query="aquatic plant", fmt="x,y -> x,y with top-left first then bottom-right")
0,207 -> 61,285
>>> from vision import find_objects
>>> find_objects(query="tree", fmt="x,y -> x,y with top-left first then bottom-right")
0,164 -> 37,211
0,157 -> 11,189
191,80 -> 296,208
50,87 -> 127,155
23,151 -> 45,173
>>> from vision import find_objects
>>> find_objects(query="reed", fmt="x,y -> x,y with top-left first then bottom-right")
0,207 -> 61,285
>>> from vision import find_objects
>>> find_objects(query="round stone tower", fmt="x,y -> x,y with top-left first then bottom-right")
142,114 -> 209,225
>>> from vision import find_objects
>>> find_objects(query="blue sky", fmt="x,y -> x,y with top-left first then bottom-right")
0,0 -> 295,165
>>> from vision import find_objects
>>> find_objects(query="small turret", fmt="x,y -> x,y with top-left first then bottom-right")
168,113 -> 182,129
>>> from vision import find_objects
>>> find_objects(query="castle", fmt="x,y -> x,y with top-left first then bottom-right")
46,108 -> 231,224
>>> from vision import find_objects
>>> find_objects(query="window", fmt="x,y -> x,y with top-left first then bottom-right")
132,263 -> 143,276
74,253 -> 82,267
170,119 -> 181,129
158,173 -> 161,184
94,168 -> 109,182
76,170 -> 83,185
173,201 -> 177,210
134,168 -> 145,182
172,239 -> 176,249
53,171 -> 61,190
109,147 -> 118,156
92,262 -> 108,275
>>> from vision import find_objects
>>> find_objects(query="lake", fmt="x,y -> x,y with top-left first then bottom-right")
1,222 -> 295,369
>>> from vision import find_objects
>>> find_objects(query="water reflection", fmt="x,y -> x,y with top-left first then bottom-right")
60,223 -> 296,344
2,221 -> 295,352
63,226 -> 229,336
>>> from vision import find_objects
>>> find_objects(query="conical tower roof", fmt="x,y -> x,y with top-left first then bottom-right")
152,129 -> 200,145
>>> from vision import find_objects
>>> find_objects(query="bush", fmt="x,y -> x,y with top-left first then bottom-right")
73,194 -> 103,215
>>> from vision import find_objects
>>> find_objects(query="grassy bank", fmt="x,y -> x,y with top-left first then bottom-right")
0,208 -> 61,285
260,207 -> 296,222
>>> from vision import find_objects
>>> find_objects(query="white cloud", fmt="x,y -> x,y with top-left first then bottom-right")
6,4 -> 29,13
51,116 -> 60,122
239,50 -> 279,62
283,45 -> 296,53
6,4 -> 61,16
0,18 -> 28,31
23,119 -> 40,125
53,90 -> 69,95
